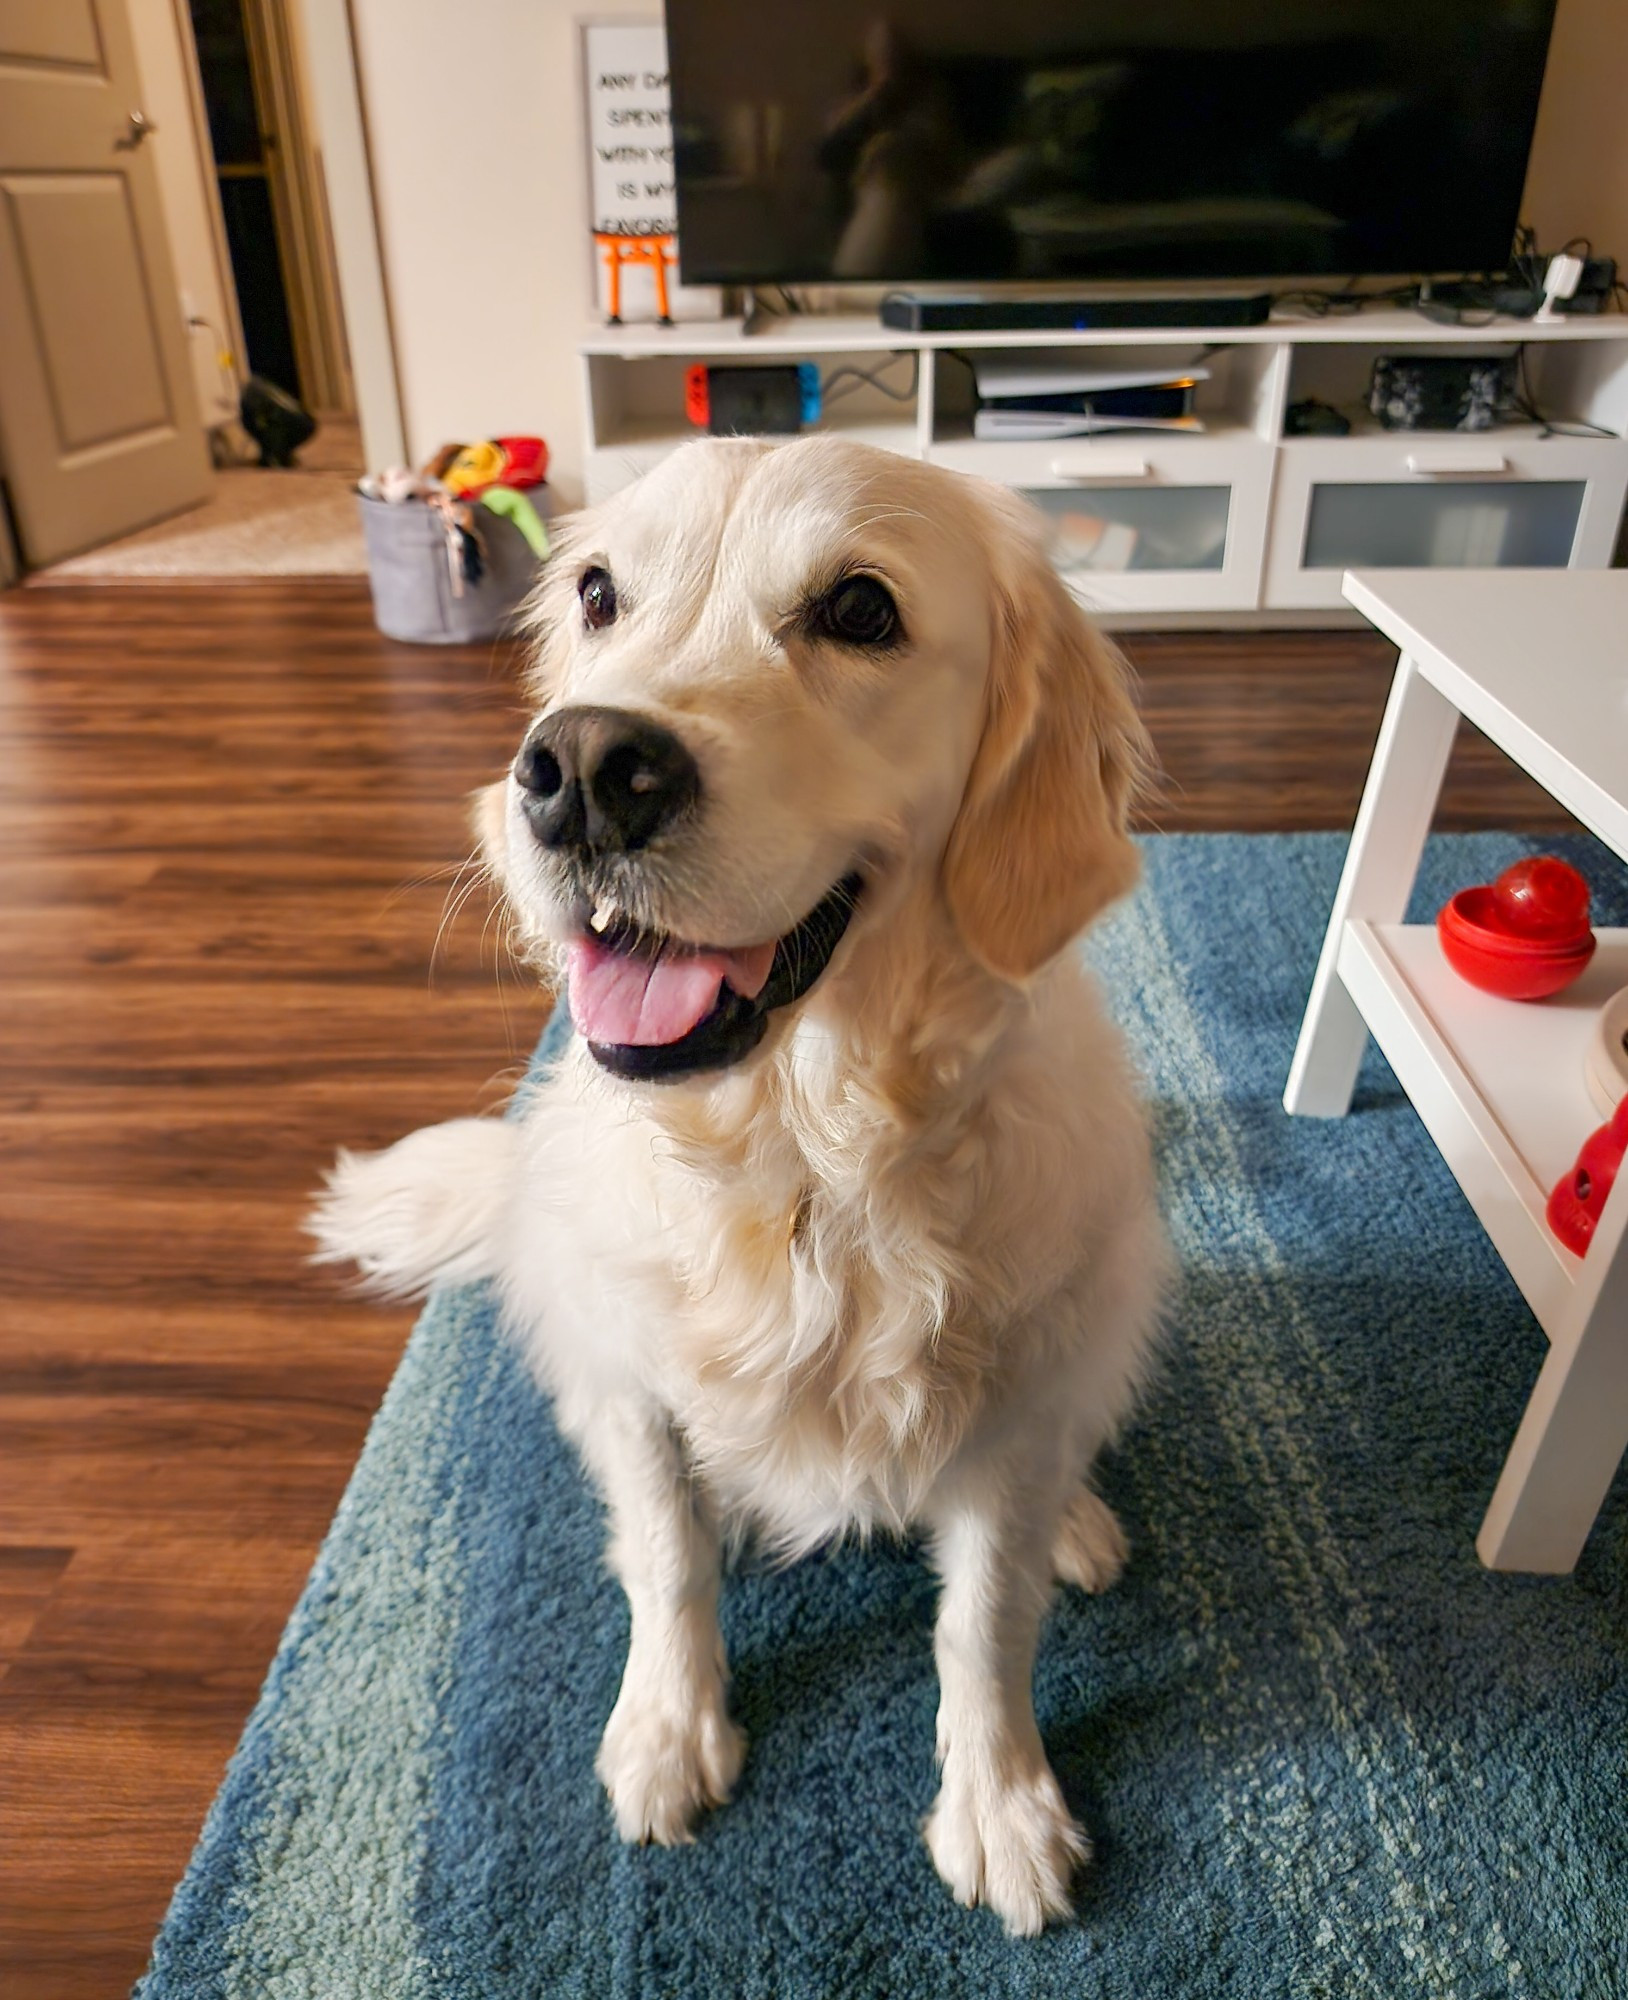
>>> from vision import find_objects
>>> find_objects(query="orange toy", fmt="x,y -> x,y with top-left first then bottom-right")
594,231 -> 676,325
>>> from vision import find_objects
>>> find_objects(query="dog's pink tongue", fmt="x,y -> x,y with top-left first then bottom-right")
567,936 -> 777,1046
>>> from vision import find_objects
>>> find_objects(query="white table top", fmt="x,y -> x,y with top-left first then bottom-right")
1343,569 -> 1628,861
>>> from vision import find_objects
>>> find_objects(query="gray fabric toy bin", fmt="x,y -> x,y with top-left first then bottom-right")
358,493 -> 545,644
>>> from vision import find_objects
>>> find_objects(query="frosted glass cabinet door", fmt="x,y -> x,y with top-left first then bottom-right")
929,436 -> 1274,612
1303,481 -> 1584,570
1022,485 -> 1230,574
1266,435 -> 1628,609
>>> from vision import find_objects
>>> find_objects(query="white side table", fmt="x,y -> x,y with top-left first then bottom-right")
1285,569 -> 1628,1574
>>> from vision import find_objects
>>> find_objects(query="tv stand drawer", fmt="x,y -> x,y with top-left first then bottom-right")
1265,434 -> 1628,610
928,433 -> 1274,612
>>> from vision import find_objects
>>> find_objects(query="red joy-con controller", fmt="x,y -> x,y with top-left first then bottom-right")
685,364 -> 710,428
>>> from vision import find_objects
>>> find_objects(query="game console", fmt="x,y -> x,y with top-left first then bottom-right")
1367,355 -> 1515,433
970,352 -> 1207,441
686,363 -> 821,435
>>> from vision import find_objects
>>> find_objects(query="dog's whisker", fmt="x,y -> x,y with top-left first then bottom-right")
849,505 -> 931,531
428,877 -> 481,974
435,857 -> 487,940
428,854 -> 494,984
380,857 -> 482,916
479,893 -> 513,977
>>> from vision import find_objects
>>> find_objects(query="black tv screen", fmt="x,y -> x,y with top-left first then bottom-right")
666,0 -> 1558,286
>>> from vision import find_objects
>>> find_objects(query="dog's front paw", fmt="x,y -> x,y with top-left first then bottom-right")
596,1683 -> 746,1846
1051,1486 -> 1128,1593
924,1752 -> 1089,1935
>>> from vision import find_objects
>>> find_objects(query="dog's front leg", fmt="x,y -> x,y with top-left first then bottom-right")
576,1400 -> 744,1845
923,1475 -> 1088,1934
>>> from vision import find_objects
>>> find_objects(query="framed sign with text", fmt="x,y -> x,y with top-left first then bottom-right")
581,20 -> 721,322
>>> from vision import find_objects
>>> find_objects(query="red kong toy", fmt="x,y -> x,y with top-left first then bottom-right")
1437,855 -> 1596,1001
1547,1097 -> 1628,1256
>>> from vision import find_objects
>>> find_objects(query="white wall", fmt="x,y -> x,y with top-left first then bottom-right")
350,0 -> 655,498
127,0 -> 242,428
1522,0 -> 1628,269
347,0 -> 1628,506
294,0 -> 404,466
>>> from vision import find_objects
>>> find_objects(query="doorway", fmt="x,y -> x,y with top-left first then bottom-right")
21,0 -> 371,582
188,0 -> 354,419
3,0 -> 398,582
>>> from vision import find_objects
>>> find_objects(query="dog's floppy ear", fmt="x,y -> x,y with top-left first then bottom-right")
943,488 -> 1150,981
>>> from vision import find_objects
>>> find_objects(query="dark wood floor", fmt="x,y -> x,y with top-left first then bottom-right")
0,583 -> 1567,1998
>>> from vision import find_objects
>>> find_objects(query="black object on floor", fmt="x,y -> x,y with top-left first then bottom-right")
240,376 -> 317,468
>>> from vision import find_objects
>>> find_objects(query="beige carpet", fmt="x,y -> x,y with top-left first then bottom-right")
34,418 -> 368,583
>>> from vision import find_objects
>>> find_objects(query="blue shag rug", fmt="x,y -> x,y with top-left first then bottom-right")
136,833 -> 1628,2000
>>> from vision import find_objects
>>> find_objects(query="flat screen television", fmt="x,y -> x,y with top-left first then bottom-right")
665,0 -> 1558,287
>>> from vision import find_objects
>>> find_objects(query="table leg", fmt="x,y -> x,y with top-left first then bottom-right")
1477,1187 -> 1628,1573
1283,653 -> 1460,1119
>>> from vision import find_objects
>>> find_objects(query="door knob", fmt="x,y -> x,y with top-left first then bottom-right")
114,110 -> 157,150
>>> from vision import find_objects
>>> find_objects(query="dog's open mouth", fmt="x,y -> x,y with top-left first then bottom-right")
567,873 -> 864,1082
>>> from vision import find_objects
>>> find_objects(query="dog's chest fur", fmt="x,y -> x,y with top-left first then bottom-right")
648,1052 -> 994,1547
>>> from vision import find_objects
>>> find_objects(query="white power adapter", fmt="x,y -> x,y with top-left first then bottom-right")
1534,252 -> 1585,323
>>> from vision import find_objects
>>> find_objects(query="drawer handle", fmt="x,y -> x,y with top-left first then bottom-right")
1403,447 -> 1511,477
1048,453 -> 1151,482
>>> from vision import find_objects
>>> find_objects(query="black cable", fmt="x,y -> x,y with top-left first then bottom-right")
1271,280 -> 1421,320
1416,295 -> 1499,328
821,352 -> 920,405
1272,226 -> 1623,328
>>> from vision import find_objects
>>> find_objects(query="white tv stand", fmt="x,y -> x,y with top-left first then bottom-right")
579,309 -> 1628,625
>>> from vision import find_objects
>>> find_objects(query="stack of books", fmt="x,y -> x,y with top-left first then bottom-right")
969,352 -> 1209,441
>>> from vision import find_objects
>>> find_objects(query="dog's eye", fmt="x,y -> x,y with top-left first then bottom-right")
579,566 -> 618,630
814,574 -> 900,649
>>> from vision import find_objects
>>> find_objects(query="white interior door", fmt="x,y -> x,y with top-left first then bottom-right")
0,0 -> 211,567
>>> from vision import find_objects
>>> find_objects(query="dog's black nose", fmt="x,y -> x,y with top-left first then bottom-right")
514,706 -> 700,853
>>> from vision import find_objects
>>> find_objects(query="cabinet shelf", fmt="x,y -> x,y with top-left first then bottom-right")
581,309 -> 1628,356
1365,923 -> 1628,1196
1338,918 -> 1628,1335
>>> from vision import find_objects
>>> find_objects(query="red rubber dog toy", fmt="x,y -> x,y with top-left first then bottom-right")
1547,1097 -> 1628,1256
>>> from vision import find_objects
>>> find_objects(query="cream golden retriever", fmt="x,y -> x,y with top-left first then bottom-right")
313,436 -> 1168,1933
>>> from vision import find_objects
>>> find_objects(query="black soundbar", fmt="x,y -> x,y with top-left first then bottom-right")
879,292 -> 1274,333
